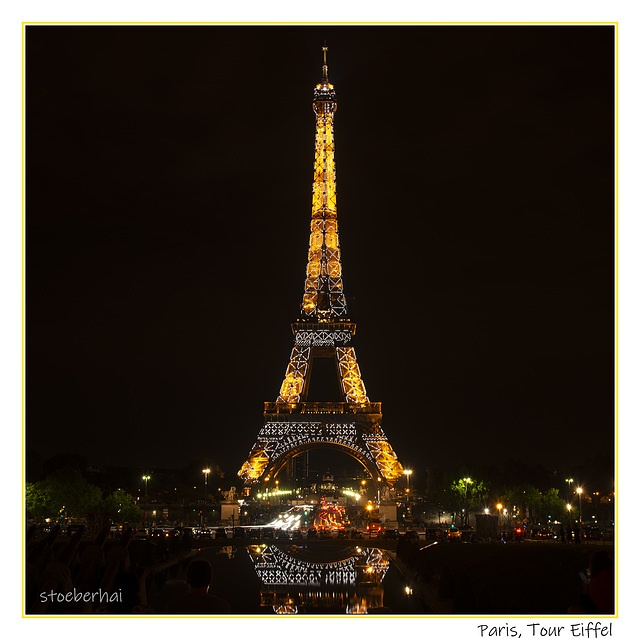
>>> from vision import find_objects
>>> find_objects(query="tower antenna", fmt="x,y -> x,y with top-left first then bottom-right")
322,42 -> 329,82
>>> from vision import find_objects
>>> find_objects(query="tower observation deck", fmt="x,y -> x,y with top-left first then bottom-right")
238,47 -> 403,487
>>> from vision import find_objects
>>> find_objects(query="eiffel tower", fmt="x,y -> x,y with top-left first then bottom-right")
238,47 -> 403,487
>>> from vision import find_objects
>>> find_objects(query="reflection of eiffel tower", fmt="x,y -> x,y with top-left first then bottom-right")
248,545 -> 388,613
238,47 -> 403,487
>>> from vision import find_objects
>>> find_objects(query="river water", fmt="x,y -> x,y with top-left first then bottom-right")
148,543 -> 427,615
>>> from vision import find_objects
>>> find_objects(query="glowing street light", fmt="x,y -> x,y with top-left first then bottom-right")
142,475 -> 150,498
494,503 -> 502,533
565,478 -> 574,500
201,469 -> 211,528
576,487 -> 583,524
202,468 -> 211,502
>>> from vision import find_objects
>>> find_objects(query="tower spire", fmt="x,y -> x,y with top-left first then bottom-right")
322,43 -> 329,82
303,46 -> 343,319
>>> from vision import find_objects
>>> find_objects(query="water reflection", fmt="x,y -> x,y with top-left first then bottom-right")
247,545 -> 389,614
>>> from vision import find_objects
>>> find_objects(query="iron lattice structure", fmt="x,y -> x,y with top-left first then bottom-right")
248,545 -> 388,613
248,545 -> 388,588
238,48 -> 403,486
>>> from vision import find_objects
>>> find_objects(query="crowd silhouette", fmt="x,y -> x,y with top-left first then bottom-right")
25,524 -> 230,614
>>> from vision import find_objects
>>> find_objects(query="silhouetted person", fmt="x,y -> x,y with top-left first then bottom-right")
155,535 -> 168,561
102,571 -> 152,614
585,551 -> 614,613
566,525 -> 572,543
180,529 -> 193,551
569,551 -> 614,614
574,524 -> 581,544
559,526 -> 566,543
166,559 -> 230,613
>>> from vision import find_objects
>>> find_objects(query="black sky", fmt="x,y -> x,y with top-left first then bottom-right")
26,25 -> 615,479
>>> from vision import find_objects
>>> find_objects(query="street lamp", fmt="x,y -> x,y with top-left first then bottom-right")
142,475 -> 150,498
576,487 -> 583,524
202,469 -> 210,500
367,504 -> 373,538
201,469 -> 211,528
565,478 -> 574,501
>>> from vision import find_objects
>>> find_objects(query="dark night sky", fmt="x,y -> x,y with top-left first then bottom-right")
26,25 -> 614,478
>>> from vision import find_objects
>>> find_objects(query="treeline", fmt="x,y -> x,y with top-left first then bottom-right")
26,467 -> 142,522
422,455 -> 615,526
25,452 -> 228,523
26,452 -> 227,504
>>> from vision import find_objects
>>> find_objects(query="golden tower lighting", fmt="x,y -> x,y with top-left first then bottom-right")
238,47 -> 403,487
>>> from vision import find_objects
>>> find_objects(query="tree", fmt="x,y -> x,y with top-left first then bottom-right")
498,484 -> 545,523
101,489 -> 142,523
26,468 -> 102,521
25,482 -> 52,519
540,488 -> 566,522
445,477 -> 488,526
424,466 -> 447,502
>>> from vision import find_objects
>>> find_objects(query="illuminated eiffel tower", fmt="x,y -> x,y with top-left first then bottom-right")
238,47 -> 403,487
